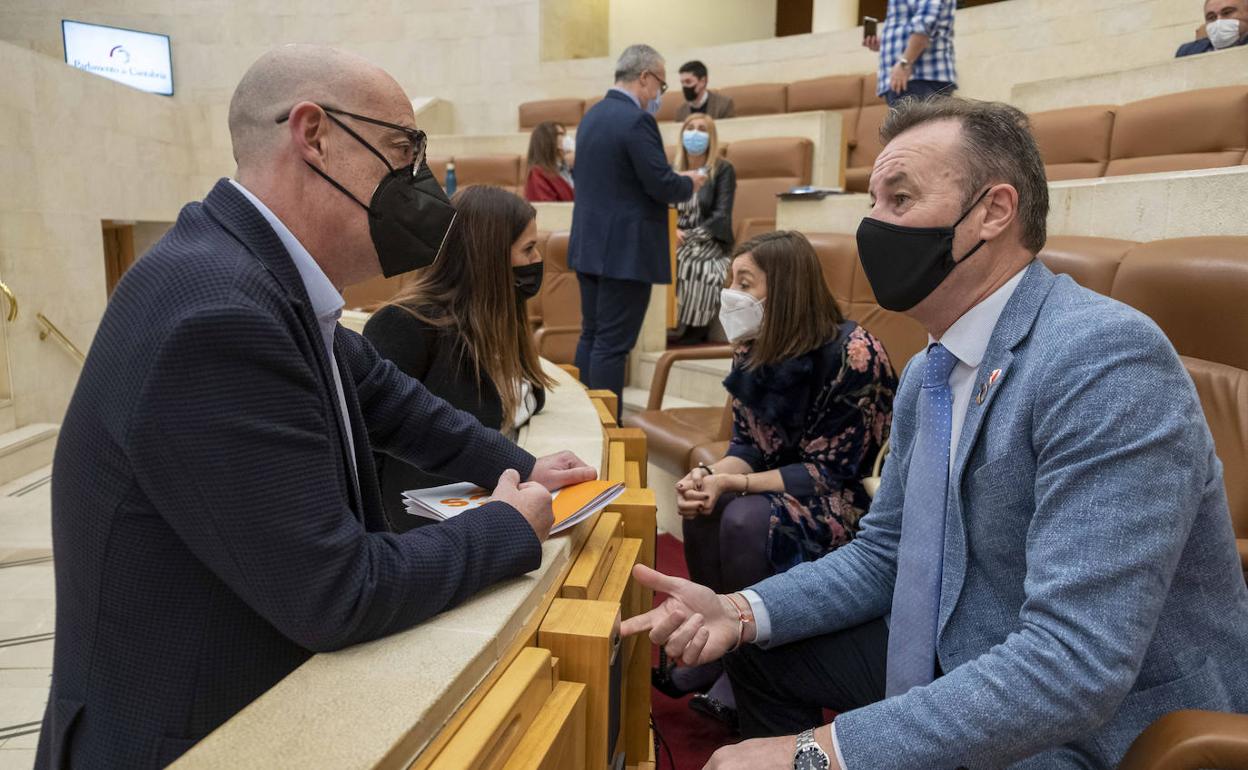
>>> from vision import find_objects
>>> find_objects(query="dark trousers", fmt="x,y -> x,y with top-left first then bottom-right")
724,618 -> 889,737
574,272 -> 651,409
884,79 -> 956,107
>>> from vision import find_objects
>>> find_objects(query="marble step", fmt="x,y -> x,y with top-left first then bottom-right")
0,427 -> 57,489
629,350 -> 732,413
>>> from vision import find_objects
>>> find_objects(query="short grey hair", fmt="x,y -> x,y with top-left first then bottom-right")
881,97 -> 1050,254
614,44 -> 664,83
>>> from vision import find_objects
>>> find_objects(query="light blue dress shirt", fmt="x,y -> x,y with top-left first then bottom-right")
228,180 -> 358,482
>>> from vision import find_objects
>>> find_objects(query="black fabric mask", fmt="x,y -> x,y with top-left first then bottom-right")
305,114 -> 456,278
513,262 -> 544,300
682,85 -> 698,102
855,188 -> 991,312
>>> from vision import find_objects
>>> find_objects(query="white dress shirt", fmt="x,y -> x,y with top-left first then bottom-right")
738,267 -> 1028,767
228,180 -> 358,483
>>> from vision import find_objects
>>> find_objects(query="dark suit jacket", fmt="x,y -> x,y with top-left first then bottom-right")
362,304 -> 545,529
675,90 -> 736,121
568,90 -> 694,284
36,179 -> 543,769
1175,34 -> 1248,56
690,158 -> 736,249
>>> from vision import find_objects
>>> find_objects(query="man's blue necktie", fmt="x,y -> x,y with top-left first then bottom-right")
886,342 -> 959,697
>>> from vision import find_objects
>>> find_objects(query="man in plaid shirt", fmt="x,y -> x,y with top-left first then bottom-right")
864,0 -> 958,106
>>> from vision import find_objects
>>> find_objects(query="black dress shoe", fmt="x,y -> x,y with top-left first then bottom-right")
689,693 -> 739,731
651,664 -> 691,699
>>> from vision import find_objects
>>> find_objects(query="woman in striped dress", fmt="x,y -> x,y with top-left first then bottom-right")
671,114 -> 737,345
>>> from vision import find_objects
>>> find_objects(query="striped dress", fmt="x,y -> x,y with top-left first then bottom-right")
675,187 -> 731,328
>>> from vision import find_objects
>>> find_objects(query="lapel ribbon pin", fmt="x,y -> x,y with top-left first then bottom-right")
976,369 -> 1003,406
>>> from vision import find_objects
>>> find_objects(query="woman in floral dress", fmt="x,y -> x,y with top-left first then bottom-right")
654,231 -> 898,728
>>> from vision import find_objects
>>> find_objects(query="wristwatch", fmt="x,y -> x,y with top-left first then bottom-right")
898,55 -> 911,68
794,728 -> 831,770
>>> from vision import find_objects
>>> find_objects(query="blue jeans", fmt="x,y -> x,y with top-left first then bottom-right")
883,79 -> 956,107
574,272 -> 652,412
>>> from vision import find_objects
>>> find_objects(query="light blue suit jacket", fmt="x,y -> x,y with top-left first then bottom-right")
751,260 -> 1248,768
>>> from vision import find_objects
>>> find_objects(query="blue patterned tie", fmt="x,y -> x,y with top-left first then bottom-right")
886,343 -> 959,697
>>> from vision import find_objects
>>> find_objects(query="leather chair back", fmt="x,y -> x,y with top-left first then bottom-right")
519,98 -> 585,130
1037,235 -> 1135,295
1029,105 -> 1116,181
528,230 -> 551,327
532,231 -> 580,363
1106,86 -> 1248,177
1038,235 -> 1248,572
342,274 -> 402,313
786,74 -> 864,114
1108,238 -> 1248,550
656,91 -> 684,121
453,155 -> 525,196
724,137 -> 813,242
804,232 -> 927,369
847,74 -> 888,193
718,83 -> 788,117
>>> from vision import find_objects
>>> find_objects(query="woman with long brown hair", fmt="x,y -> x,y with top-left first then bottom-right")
363,185 -> 555,530
523,121 -> 575,202
653,231 -> 897,728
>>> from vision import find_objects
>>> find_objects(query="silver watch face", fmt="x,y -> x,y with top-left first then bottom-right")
795,745 -> 830,770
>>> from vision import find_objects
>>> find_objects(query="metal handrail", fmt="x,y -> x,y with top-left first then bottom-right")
35,313 -> 85,366
0,283 -> 17,322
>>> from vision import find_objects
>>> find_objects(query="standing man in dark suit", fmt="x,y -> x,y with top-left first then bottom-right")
569,43 -> 706,409
36,45 -> 595,770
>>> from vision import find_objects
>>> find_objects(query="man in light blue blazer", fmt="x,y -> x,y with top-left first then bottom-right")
623,97 -> 1248,769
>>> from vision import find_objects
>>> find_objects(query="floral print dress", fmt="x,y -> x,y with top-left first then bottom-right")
722,322 -> 897,572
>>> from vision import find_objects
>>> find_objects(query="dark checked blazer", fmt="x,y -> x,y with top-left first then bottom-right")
36,179 -> 542,769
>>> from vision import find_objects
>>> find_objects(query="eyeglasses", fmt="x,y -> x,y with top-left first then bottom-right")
277,105 -> 427,172
645,70 -> 669,95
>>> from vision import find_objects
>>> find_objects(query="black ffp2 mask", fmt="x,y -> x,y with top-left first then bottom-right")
855,188 -> 991,312
305,114 -> 456,278
682,85 -> 698,102
513,262 -> 544,300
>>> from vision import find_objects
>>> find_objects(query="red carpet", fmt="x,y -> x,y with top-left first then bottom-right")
650,533 -> 737,769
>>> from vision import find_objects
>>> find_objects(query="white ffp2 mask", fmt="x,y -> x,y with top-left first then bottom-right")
719,288 -> 765,342
1207,18 -> 1243,49
561,135 -> 575,153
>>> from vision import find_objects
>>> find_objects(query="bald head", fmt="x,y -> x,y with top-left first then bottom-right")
228,45 -> 409,169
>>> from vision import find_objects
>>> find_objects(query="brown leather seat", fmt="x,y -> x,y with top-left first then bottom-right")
1037,235 -> 1135,295
786,74 -> 864,114
723,137 -> 813,241
1119,709 -> 1248,770
804,232 -> 927,370
1105,86 -> 1248,177
531,231 -> 580,364
527,230 -> 551,328
717,83 -> 788,117
624,345 -> 736,477
847,75 -> 888,193
787,74 -> 864,148
656,91 -> 683,121
426,155 -> 524,196
1028,105 -> 1116,181
452,155 -> 524,196
518,98 -> 585,130
1107,237 -> 1248,576
341,273 -> 402,312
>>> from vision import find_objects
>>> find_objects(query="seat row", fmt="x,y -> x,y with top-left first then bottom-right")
424,135 -> 813,244
520,79 -> 1248,193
